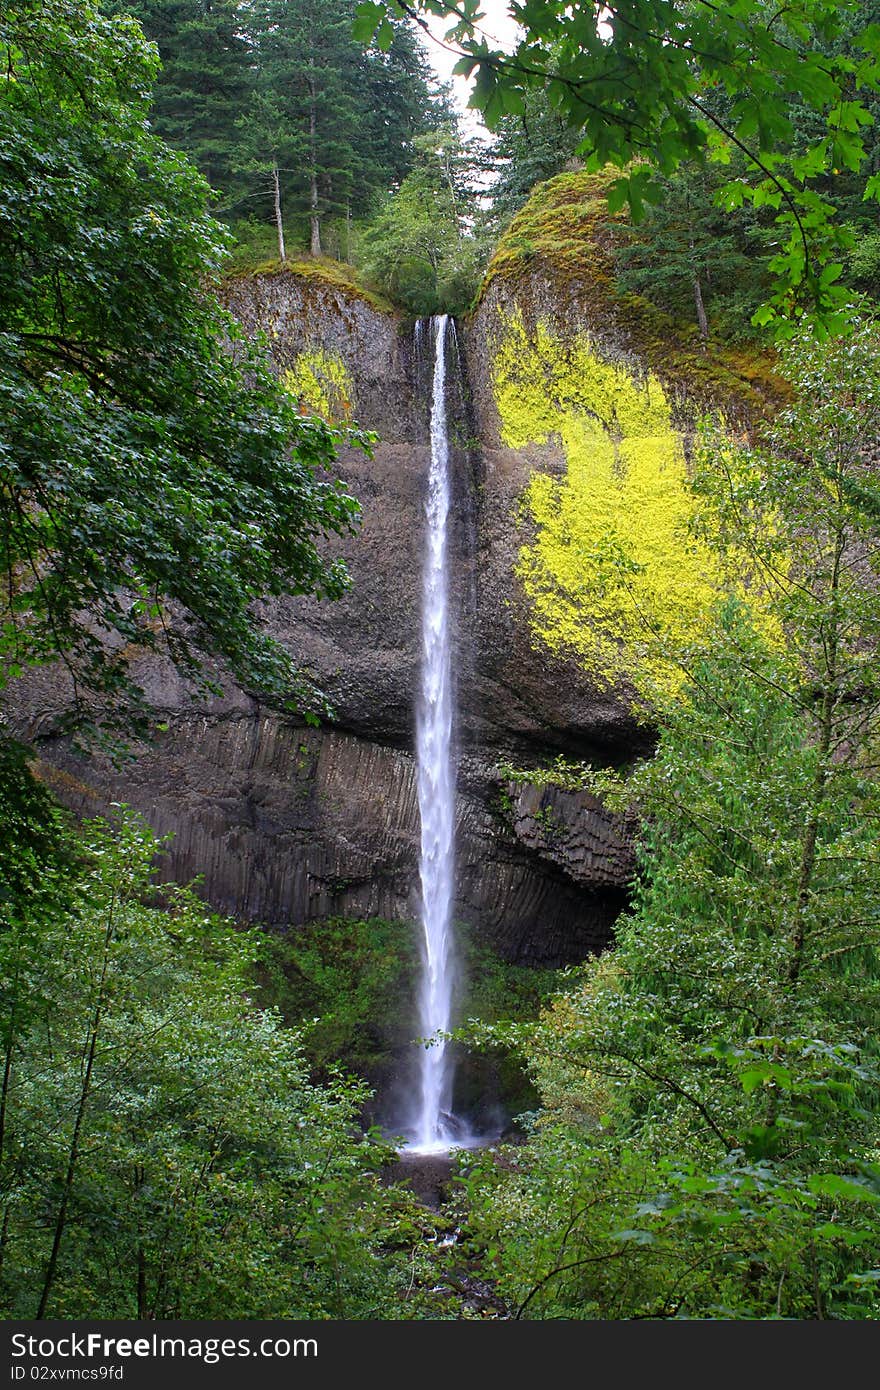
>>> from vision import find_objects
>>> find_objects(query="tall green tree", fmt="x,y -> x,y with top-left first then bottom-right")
0,810 -> 429,1319
359,20 -> 446,192
0,0 -> 361,743
613,159 -> 773,341
360,124 -> 487,312
109,1 -> 447,251
103,0 -> 253,206
237,0 -> 361,257
236,0 -> 439,258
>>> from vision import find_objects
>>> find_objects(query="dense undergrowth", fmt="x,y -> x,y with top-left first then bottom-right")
0,742 -> 556,1318
0,767 -> 459,1319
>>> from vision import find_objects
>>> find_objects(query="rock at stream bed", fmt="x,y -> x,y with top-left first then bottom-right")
382,1153 -> 457,1210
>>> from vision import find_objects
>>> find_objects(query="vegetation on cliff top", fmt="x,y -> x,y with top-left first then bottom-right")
108,0 -> 449,260
361,0 -> 880,336
482,171 -> 789,416
223,245 -> 397,316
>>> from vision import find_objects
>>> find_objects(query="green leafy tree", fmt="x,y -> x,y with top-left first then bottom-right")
608,7 -> 880,339
459,318 -> 880,1318
356,0 -> 880,333
0,809 -> 435,1319
1,0 -> 362,743
779,0 -> 880,302
361,125 -> 487,313
0,735 -> 77,1299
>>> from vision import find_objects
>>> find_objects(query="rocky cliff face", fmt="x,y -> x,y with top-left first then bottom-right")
12,225 -> 727,965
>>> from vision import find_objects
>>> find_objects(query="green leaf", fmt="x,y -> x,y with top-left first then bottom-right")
814,1223 -> 874,1246
613,1228 -> 656,1245
864,173 -> 880,201
352,2 -> 385,43
807,1174 -> 880,1204
606,177 -> 630,215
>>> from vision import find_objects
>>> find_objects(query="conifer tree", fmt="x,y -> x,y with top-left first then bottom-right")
237,0 -> 376,257
104,0 -> 252,205
613,160 -> 772,342
360,20 -> 443,189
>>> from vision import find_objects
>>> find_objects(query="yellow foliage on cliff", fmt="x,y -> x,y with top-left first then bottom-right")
492,309 -> 781,698
282,350 -> 353,423
481,170 -> 787,418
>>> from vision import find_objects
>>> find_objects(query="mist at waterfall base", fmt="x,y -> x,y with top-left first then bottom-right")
394,316 -> 498,1157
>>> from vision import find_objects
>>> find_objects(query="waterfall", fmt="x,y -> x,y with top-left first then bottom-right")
409,313 -> 459,1153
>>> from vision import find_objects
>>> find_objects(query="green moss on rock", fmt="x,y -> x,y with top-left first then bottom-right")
479,170 -> 788,421
224,254 -> 396,317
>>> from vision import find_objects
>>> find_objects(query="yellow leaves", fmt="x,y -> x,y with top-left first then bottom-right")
491,311 -> 670,447
282,351 -> 353,423
492,308 -> 778,700
529,956 -> 624,1125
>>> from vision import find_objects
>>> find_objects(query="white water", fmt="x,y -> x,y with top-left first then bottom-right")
409,314 -> 459,1154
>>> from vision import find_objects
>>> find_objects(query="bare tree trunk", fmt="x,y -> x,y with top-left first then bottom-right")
308,82 -> 321,257
0,1025 -> 15,1180
787,526 -> 843,986
272,161 -> 286,263
310,190 -> 321,257
693,276 -> 709,342
36,902 -> 116,1318
690,240 -> 709,342
441,146 -> 458,220
0,1204 -> 10,1288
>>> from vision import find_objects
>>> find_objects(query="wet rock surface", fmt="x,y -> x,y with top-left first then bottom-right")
382,1150 -> 510,1317
20,708 -> 631,964
383,1153 -> 456,1211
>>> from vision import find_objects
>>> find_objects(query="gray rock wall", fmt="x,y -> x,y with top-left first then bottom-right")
7,267 -> 644,965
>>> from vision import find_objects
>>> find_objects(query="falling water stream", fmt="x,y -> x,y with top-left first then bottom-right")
407,314 -> 461,1154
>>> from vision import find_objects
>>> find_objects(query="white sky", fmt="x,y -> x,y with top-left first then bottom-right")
422,1 -> 521,133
